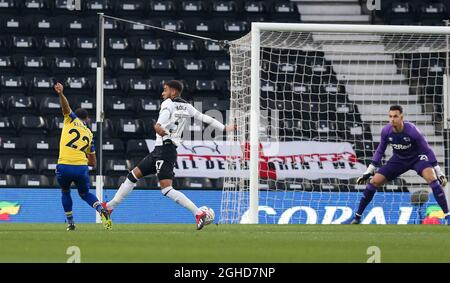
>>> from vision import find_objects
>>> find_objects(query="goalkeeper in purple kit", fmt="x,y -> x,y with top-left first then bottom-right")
351,105 -> 450,224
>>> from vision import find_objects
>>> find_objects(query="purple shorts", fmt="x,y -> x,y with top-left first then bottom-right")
377,154 -> 432,181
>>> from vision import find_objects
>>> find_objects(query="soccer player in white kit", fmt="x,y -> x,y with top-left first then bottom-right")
103,80 -> 235,230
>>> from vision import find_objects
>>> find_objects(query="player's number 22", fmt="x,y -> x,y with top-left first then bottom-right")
66,129 -> 90,151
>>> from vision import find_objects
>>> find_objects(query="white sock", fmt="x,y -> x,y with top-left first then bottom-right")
107,177 -> 137,210
161,186 -> 200,215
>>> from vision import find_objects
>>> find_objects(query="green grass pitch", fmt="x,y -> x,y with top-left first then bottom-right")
0,223 -> 449,263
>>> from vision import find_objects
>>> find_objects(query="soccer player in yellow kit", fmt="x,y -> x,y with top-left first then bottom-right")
53,82 -> 112,231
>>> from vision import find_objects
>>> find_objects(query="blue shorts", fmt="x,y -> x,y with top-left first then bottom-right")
56,164 -> 90,194
377,154 -> 432,181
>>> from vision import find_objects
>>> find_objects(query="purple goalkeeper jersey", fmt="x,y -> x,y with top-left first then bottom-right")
372,121 -> 437,167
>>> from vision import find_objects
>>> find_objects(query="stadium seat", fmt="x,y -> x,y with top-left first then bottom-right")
179,1 -> 207,17
243,1 -> 266,22
184,18 -> 216,36
5,158 -> 37,175
3,18 -> 30,36
29,76 -> 56,99
385,1 -> 416,25
0,174 -> 17,187
147,58 -> 177,76
0,0 -> 19,14
59,16 -> 95,35
0,117 -> 16,136
47,116 -> 64,136
147,0 -> 176,17
211,0 -> 237,18
38,157 -> 58,176
73,37 -> 97,55
107,38 -> 132,55
114,57 -> 146,76
30,16 -> 60,35
24,0 -> 50,13
0,75 -> 27,94
177,58 -> 208,78
105,96 -> 136,117
84,0 -> 113,15
115,118 -> 145,138
62,77 -> 93,96
104,159 -> 133,176
6,96 -> 37,115
41,36 -> 71,55
101,138 -> 125,157
51,56 -> 82,75
126,139 -> 150,157
39,97 -> 62,116
27,136 -> 59,157
86,118 -> 115,138
72,95 -> 95,112
0,137 -> 27,156
269,1 -> 299,21
202,40 -> 228,58
418,2 -> 447,25
103,78 -> 123,96
103,17 -> 122,35
13,115 -> 47,136
21,56 -> 49,76
90,176 -> 116,189
82,56 -> 112,75
136,98 -> 160,118
114,0 -> 145,17
135,37 -> 166,56
211,59 -> 230,77
160,19 -> 185,32
0,56 -> 16,76
125,78 -> 158,97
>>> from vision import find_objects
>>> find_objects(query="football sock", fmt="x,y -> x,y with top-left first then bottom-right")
61,190 -> 73,214
92,201 -> 104,213
430,180 -> 449,214
161,186 -> 200,215
65,211 -> 74,225
80,192 -> 101,208
107,175 -> 137,210
356,183 -> 377,216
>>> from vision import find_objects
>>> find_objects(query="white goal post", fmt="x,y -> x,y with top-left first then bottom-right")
221,23 -> 450,224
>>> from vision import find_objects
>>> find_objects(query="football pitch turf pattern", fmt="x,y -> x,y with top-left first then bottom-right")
0,223 -> 449,263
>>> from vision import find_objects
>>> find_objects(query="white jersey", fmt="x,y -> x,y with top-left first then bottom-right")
155,97 -> 225,146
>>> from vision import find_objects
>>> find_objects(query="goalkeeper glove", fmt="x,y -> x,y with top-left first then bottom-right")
434,165 -> 448,187
356,164 -> 378,185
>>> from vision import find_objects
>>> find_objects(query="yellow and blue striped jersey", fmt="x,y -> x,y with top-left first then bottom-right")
58,112 -> 95,165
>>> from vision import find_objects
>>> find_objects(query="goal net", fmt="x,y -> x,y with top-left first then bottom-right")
220,23 -> 450,224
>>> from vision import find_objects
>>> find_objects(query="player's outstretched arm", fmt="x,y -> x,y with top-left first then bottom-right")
53,82 -> 72,116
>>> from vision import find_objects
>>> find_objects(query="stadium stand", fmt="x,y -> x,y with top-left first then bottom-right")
3,0 -> 443,190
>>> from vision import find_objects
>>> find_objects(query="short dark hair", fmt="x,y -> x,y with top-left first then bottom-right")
164,80 -> 183,94
75,108 -> 89,120
389,105 -> 403,114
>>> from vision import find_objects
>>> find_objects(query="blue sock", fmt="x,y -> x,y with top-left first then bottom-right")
61,190 -> 74,224
80,192 -> 103,213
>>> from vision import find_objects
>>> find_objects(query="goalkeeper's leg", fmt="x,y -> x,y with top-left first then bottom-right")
351,173 -> 387,224
421,167 -> 450,224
